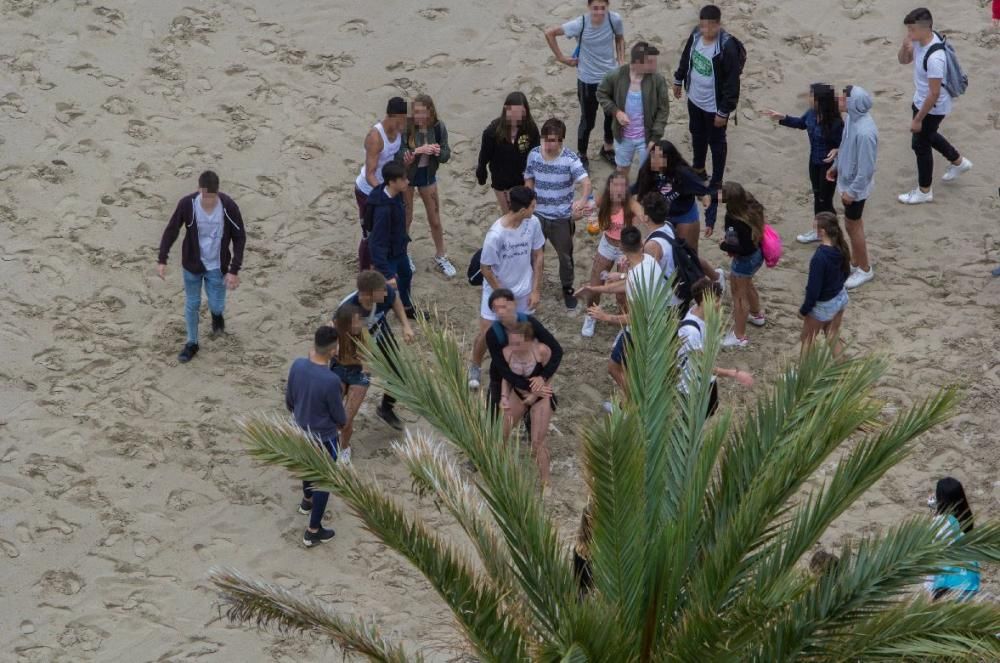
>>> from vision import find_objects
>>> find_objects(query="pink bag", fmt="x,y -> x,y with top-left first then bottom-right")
761,224 -> 782,268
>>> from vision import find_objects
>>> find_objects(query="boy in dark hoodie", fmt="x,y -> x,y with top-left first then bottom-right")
366,162 -> 418,318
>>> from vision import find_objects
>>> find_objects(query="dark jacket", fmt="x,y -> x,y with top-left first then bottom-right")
673,28 -> 743,119
476,119 -> 540,190
486,314 -> 562,392
637,168 -> 712,219
779,109 -> 844,165
719,215 -> 759,257
405,121 -> 451,181
801,245 -> 847,316
158,192 -> 246,275
596,65 -> 670,143
367,184 -> 409,280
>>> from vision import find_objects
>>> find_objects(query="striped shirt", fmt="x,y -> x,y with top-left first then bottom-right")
523,147 -> 588,220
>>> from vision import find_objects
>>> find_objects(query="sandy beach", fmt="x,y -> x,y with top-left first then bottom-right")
1,0 -> 998,660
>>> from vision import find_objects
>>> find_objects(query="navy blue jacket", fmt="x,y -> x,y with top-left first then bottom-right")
801,245 -> 848,316
367,184 -> 409,280
779,109 -> 844,165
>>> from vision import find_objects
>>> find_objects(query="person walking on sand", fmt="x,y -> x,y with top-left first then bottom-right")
717,182 -> 766,349
799,212 -> 851,358
524,118 -> 592,311
476,92 -> 541,213
355,97 -> 412,271
544,0 -> 625,170
826,85 -> 878,290
763,83 -> 844,243
896,8 -> 972,205
596,41 -> 670,175
156,170 -> 246,364
286,325 -> 346,548
672,4 -> 745,229
338,270 -> 416,432
403,94 -> 457,278
367,162 -> 420,319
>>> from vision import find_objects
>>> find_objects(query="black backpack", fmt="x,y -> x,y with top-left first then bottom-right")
649,229 -> 706,309
467,249 -> 484,286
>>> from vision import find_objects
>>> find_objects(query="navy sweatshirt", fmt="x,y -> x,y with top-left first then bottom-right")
719,215 -> 759,257
637,168 -> 712,219
285,358 -> 347,441
367,184 -> 409,280
801,245 -> 848,316
779,109 -> 844,166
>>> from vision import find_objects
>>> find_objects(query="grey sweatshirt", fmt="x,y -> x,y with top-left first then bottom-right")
835,87 -> 878,202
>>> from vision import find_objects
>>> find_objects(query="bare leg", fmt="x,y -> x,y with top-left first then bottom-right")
825,309 -> 846,357
418,184 -> 446,257
503,394 -> 527,439
340,384 -> 368,450
529,397 -> 552,485
675,221 -> 700,253
730,275 -> 749,338
494,189 -> 510,214
845,217 -> 870,271
471,318 -> 492,366
746,279 -> 761,318
608,359 -> 627,396
587,252 -> 614,307
404,186 -> 416,234
800,315 -> 825,359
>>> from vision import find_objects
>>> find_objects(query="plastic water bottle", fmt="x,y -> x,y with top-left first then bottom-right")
585,193 -> 599,236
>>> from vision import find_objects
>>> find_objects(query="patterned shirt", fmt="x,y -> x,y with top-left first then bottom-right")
523,147 -> 588,220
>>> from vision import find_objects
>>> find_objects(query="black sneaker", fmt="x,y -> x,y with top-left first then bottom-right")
211,313 -> 225,336
599,147 -> 616,165
302,527 -> 335,547
563,289 -> 578,311
375,403 -> 404,430
298,498 -> 312,515
404,307 -> 429,321
177,342 -> 199,363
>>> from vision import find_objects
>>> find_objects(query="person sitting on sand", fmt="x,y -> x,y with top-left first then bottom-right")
926,477 -> 980,601
501,322 -> 556,488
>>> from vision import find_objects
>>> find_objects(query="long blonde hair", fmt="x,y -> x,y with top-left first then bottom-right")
407,94 -> 439,149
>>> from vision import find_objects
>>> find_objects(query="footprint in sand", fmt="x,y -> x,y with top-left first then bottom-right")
101,95 -> 133,115
38,569 -> 85,595
418,7 -> 450,20
340,18 -> 372,36
280,137 -> 324,161
1,92 -> 28,117
0,538 -> 19,558
256,175 -> 283,197
54,101 -> 85,125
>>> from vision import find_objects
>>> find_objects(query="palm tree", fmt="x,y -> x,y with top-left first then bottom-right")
210,282 -> 1000,661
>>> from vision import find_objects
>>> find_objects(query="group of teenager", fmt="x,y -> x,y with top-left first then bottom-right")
152,4 -> 982,556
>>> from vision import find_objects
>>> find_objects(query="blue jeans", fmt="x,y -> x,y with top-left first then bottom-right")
303,436 -> 338,530
614,136 -> 648,169
183,268 -> 226,344
388,253 -> 413,309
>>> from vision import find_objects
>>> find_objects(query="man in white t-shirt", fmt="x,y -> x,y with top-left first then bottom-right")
896,7 -> 972,205
468,186 -> 545,390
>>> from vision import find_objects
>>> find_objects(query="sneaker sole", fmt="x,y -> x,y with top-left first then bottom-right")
302,536 -> 334,548
297,506 -> 311,515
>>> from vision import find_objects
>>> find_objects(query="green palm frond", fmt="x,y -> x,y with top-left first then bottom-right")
209,566 -> 421,663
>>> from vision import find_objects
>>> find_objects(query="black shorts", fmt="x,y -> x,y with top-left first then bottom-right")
843,198 -> 866,221
610,330 -> 631,366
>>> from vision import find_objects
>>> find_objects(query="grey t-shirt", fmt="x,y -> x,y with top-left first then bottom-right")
562,12 -> 624,85
689,36 -> 719,114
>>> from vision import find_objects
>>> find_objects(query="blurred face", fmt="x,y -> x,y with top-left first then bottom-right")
699,19 -> 721,41
508,332 -> 528,349
589,1 -> 608,23
609,175 -> 628,202
491,297 -> 517,324
542,132 -> 563,156
349,313 -> 363,335
413,102 -> 430,127
837,94 -> 848,113
505,104 -> 526,124
638,54 -> 658,74
650,145 -> 666,171
388,112 -> 407,132
370,287 -> 388,304
906,22 -> 931,42
198,189 -> 219,207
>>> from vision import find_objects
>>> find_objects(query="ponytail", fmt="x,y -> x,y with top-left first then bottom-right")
816,212 -> 851,275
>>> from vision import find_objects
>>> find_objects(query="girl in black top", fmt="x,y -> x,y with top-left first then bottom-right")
799,212 -> 851,358
330,304 -> 368,462
500,322 -> 555,488
476,91 -> 541,213
635,140 -> 712,252
719,182 -> 766,348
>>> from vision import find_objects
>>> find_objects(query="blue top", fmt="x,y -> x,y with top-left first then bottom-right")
801,245 -> 847,316
930,515 -> 980,596
779,108 -> 844,165
367,184 -> 409,280
285,357 -> 347,440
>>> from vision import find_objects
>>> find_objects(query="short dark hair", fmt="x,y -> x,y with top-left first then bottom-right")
198,170 -> 220,193
508,185 -> 536,212
641,192 -> 668,225
630,41 -> 660,64
382,161 -> 406,184
314,325 -> 339,354
699,4 -> 722,21
620,225 -> 643,253
903,7 -> 932,26
587,0 -> 609,5
540,117 -> 566,140
386,96 -> 407,115
357,269 -> 387,293
691,276 -> 723,305
488,288 -> 516,309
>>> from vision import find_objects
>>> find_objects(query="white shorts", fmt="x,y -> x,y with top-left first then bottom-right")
480,289 -> 532,321
597,233 -> 624,261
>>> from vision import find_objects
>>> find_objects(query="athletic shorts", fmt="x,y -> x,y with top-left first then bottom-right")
844,198 -> 866,221
481,290 -> 531,321
610,329 -> 631,366
669,202 -> 700,225
597,234 -> 624,261
331,361 -> 370,387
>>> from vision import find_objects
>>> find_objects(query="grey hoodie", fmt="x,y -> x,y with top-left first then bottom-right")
835,86 -> 878,202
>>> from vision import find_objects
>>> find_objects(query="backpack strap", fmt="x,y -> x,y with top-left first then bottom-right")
923,41 -> 945,71
678,319 -> 700,332
490,320 -> 506,346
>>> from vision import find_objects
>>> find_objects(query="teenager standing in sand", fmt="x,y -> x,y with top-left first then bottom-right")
524,118 -> 592,311
286,325 -> 346,548
717,182 -> 765,349
827,86 -> 878,290
896,8 -> 972,205
635,140 -> 712,251
501,321 -> 556,488
799,212 -> 850,358
156,170 -> 246,364
596,41 -> 670,176
355,97 -> 411,271
476,92 -> 540,213
763,83 -> 843,243
329,305 -> 367,465
544,0 -> 625,169
367,163 -> 419,319
403,94 -> 457,278
468,187 -> 545,391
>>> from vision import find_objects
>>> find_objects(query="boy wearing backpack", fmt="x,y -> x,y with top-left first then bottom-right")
544,1 -> 626,169
896,7 -> 972,205
673,5 -> 746,228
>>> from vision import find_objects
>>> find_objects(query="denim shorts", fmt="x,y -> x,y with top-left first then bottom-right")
730,247 -> 763,278
331,361 -> 370,387
610,329 -> 631,365
614,136 -> 648,168
597,233 -> 624,261
809,287 -> 849,322
669,202 -> 700,225
411,166 -> 436,188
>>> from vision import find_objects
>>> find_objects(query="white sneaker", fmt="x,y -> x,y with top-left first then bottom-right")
715,268 -> 727,295
898,188 -> 933,205
722,331 -> 749,348
467,365 -> 481,390
339,447 -> 352,465
845,267 -> 874,289
434,255 -> 457,278
408,255 -> 417,272
942,157 -> 972,182
581,315 -> 597,338
747,312 -> 766,327
796,229 -> 819,244
602,400 -> 614,414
